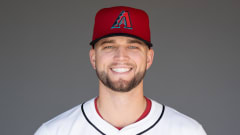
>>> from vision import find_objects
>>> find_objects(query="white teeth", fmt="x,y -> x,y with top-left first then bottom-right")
112,68 -> 130,73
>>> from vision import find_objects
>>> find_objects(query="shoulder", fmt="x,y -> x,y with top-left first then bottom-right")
151,100 -> 207,135
34,104 -> 83,135
164,105 -> 201,125
34,98 -> 95,135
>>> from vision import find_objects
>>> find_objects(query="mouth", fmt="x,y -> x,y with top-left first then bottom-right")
111,68 -> 132,73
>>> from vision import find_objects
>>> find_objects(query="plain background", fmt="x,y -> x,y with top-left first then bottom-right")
0,0 -> 239,134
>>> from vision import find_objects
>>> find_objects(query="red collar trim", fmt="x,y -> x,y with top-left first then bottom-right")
94,97 -> 152,130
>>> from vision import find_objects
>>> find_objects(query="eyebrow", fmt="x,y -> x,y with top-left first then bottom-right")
100,40 -> 115,45
127,39 -> 144,45
99,38 -> 144,46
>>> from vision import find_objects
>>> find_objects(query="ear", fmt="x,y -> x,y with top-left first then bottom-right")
89,49 -> 96,69
146,48 -> 154,70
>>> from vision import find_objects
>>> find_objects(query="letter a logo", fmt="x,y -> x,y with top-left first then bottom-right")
111,11 -> 132,29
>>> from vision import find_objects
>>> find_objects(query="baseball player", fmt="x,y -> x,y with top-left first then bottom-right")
35,6 -> 207,135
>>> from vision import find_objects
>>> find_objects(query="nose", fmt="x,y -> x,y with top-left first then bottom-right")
113,47 -> 129,61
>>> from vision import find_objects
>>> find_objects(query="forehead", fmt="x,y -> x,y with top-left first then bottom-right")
94,36 -> 148,47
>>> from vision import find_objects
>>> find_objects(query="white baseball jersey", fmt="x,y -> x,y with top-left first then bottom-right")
35,98 -> 207,135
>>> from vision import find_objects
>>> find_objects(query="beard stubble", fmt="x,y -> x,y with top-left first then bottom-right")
96,68 -> 146,92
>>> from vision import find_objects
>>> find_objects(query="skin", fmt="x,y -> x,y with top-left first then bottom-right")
89,36 -> 154,128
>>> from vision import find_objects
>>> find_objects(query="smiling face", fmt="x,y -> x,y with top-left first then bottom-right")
89,36 -> 154,92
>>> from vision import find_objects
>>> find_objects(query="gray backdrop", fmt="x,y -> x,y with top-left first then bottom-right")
0,0 -> 239,135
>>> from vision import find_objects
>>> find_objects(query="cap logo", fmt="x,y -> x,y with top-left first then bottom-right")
111,11 -> 132,29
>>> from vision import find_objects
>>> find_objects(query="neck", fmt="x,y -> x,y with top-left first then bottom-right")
97,80 -> 146,128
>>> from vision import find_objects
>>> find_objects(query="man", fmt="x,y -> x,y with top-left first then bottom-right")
35,6 -> 207,135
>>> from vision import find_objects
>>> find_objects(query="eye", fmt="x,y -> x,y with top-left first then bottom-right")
128,45 -> 138,49
103,46 -> 113,49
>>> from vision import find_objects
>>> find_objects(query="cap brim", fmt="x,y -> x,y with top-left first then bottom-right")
90,33 -> 153,48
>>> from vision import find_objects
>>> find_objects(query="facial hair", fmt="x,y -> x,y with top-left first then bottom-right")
96,68 -> 146,92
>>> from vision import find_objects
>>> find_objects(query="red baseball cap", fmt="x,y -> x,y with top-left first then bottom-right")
90,6 -> 152,47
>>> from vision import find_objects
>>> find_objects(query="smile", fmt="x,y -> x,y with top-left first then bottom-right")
111,68 -> 132,73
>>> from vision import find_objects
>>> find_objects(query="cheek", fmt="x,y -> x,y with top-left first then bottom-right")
129,53 -> 147,70
95,54 -> 111,70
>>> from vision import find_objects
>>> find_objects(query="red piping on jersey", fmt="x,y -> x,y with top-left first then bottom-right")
94,97 -> 152,130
